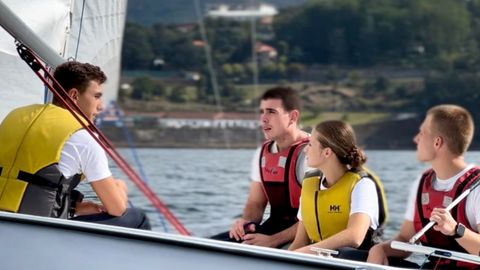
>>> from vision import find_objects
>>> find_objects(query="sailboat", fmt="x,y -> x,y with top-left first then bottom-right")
0,1 -> 477,269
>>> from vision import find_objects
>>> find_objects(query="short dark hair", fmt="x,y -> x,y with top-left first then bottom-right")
261,87 -> 301,112
53,61 -> 106,99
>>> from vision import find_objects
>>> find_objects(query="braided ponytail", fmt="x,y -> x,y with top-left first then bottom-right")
314,120 -> 367,169
342,146 -> 367,169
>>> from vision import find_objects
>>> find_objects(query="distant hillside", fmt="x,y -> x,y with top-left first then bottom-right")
127,0 -> 309,25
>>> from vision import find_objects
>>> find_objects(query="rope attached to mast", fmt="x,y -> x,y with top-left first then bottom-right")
17,43 -> 191,236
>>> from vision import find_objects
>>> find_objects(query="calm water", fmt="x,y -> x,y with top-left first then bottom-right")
81,149 -> 480,240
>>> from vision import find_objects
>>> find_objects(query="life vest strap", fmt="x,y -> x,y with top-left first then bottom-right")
17,170 -> 62,189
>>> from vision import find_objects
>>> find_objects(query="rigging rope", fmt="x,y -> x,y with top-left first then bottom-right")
249,0 -> 261,147
17,43 -> 190,236
193,0 -> 231,148
68,1 -> 169,232
100,101 -> 170,232
73,0 -> 86,60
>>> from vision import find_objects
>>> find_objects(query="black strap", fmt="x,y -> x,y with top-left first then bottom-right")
354,169 -> 387,227
0,167 -> 2,175
17,170 -> 61,189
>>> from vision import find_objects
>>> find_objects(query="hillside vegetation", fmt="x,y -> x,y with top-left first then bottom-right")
121,0 -> 480,137
127,0 -> 308,25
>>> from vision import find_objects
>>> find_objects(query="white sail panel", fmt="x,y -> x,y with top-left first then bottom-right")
0,0 -> 127,121
65,0 -> 127,108
0,0 -> 70,121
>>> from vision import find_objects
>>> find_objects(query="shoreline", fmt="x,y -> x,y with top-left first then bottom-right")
101,116 -> 428,150
102,116 -> 480,150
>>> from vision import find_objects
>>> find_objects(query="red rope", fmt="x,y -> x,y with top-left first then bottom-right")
17,44 -> 191,236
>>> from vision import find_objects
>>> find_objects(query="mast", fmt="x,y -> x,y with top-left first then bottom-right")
0,0 -> 191,235
0,0 -> 64,67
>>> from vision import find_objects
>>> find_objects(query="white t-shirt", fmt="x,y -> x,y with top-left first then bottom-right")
297,176 -> 380,230
58,129 -> 112,183
404,164 -> 480,231
250,141 -> 311,184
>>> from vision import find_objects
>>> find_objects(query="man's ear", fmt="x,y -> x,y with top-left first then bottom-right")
67,88 -> 79,101
434,136 -> 443,148
289,110 -> 299,124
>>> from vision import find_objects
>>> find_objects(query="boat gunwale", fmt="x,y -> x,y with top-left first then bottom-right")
0,211 -> 401,270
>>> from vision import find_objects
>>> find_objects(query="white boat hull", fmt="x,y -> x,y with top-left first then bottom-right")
0,212 -> 399,270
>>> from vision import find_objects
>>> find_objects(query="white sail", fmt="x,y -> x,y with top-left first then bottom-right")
0,0 -> 70,121
64,0 -> 127,108
0,0 -> 127,121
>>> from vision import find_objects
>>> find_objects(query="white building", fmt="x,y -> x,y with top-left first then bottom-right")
124,111 -> 259,129
207,4 -> 278,20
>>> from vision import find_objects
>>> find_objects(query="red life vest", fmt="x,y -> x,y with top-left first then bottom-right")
259,138 -> 308,221
413,166 -> 480,269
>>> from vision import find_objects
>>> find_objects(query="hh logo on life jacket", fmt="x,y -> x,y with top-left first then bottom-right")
265,167 -> 279,175
329,205 -> 341,213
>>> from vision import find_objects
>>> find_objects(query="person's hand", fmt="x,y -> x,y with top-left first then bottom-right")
229,218 -> 251,241
430,208 -> 457,236
75,201 -> 105,216
367,244 -> 389,265
242,233 -> 275,247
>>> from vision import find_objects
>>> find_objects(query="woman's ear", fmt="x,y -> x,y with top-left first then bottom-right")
323,147 -> 332,157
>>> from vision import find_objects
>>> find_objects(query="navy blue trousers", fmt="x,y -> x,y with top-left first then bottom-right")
71,207 -> 151,230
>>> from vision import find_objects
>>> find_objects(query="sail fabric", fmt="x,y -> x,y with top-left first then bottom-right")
64,0 -> 127,109
0,0 -> 70,121
0,0 -> 127,121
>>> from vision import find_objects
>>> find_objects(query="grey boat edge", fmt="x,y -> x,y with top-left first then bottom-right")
0,211 -> 405,270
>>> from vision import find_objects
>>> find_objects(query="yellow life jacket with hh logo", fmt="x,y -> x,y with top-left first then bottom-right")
301,168 -> 388,248
0,104 -> 84,218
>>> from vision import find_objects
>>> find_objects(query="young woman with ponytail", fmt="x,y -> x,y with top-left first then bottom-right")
289,120 -> 388,261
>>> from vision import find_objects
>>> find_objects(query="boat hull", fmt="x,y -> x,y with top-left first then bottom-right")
0,212 -> 398,270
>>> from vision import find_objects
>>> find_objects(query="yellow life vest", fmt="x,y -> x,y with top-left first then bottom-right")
0,104 -> 84,217
301,168 -> 388,243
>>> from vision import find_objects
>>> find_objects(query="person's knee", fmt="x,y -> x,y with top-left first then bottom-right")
124,208 -> 151,230
335,247 -> 369,262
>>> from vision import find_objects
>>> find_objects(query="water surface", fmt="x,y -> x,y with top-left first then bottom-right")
81,149 -> 480,240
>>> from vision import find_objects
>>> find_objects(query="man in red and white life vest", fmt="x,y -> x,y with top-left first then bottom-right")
211,87 -> 311,248
367,104 -> 480,269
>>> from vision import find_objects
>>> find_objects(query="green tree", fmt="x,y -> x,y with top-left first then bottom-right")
416,71 -> 480,116
205,19 -> 250,64
273,0 -> 471,67
130,76 -> 162,100
287,63 -> 306,80
374,76 -> 390,92
122,22 -> 154,69
150,23 -> 177,57
169,37 -> 204,69
169,86 -> 190,103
